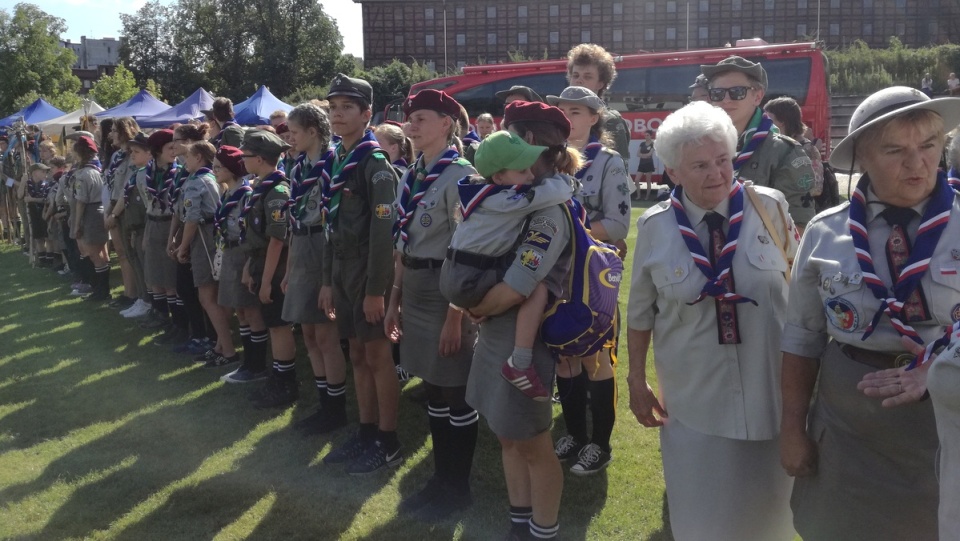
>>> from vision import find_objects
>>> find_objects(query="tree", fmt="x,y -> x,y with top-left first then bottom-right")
91,64 -> 162,108
0,4 -> 81,114
119,1 -> 183,101
363,60 -> 435,113
12,89 -> 81,112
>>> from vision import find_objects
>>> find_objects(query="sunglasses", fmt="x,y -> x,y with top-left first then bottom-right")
708,86 -> 755,102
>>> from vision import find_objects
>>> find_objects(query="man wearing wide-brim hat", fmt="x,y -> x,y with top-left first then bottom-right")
701,55 -> 817,228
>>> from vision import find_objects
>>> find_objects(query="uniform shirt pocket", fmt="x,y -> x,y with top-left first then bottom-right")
650,260 -> 702,304
818,265 -> 870,333
928,261 -> 960,325
745,243 -> 788,273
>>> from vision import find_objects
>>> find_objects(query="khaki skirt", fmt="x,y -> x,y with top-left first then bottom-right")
217,245 -> 258,309
190,223 -> 217,287
281,232 -> 328,324
80,203 -> 108,246
144,218 -> 177,289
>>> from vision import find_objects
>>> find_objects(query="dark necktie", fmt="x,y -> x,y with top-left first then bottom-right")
705,211 -> 741,344
881,206 -> 930,322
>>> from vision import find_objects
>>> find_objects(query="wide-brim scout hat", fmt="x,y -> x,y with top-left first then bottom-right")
239,129 -> 292,159
127,131 -> 151,149
701,55 -> 768,89
327,73 -> 373,105
502,101 -> 572,139
831,86 -> 960,171
474,130 -> 548,178
495,85 -> 544,103
546,86 -> 605,112
403,89 -> 462,118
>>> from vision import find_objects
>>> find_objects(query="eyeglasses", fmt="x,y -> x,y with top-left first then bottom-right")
708,86 -> 755,102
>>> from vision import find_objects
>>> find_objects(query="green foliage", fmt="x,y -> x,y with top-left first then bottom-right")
283,85 -> 328,106
335,54 -> 364,78
119,1 -> 180,100
90,64 -> 155,108
11,90 -> 81,113
826,40 -> 960,95
0,3 -> 81,115
361,59 -> 435,113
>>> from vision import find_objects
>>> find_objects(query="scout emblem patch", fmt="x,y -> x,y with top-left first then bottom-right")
375,204 -> 392,219
825,298 -> 859,332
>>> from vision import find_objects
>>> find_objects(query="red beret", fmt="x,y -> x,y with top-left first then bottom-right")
75,135 -> 98,154
215,145 -> 246,178
403,89 -> 462,118
502,101 -> 571,139
147,129 -> 174,154
275,122 -> 289,135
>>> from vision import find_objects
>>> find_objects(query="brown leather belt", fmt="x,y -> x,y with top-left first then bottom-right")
839,343 -> 914,370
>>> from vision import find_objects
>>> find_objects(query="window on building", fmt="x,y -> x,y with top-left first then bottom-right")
764,24 -> 774,37
487,6 -> 496,18
896,22 -> 905,34
425,7 -> 434,19
457,61 -> 467,71
798,0 -> 807,7
733,0 -> 741,9
456,7 -> 465,18
487,32 -> 497,44
666,27 -> 676,39
518,32 -> 528,44
895,0 -> 906,7
699,0 -> 709,11
518,5 -> 527,17
582,30 -> 591,42
426,34 -> 435,47
456,34 -> 466,46
83,80 -> 91,89
550,31 -> 560,43
107,47 -> 111,54
863,0 -> 873,7
830,23 -> 840,35
731,25 -> 741,38
830,0 -> 839,8
613,29 -> 623,42
614,3 -> 624,15
667,1 -> 677,13
646,2 -> 655,13
764,0 -> 774,8
698,27 -> 707,39
581,3 -> 591,15
550,5 -> 559,16
863,23 -> 873,34
797,23 -> 807,36
645,28 -> 655,41
394,35 -> 404,47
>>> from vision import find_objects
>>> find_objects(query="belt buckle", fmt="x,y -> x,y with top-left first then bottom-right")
894,353 -> 914,368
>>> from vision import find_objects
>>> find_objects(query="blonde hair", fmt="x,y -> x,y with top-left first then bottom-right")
374,123 -> 413,164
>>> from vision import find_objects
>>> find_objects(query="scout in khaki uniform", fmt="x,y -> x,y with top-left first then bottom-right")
701,56 -> 816,228
238,130 -> 299,408
71,136 -> 111,302
319,74 -> 403,475
204,97 -> 245,150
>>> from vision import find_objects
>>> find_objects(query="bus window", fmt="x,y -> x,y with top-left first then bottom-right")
753,57 -> 812,103
607,65 -> 702,113
452,72 -> 569,117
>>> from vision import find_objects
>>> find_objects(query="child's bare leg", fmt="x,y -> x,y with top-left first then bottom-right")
511,282 -> 548,369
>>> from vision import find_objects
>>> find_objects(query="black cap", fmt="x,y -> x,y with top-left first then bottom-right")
701,56 -> 768,89
128,131 -> 151,149
327,73 -> 373,105
495,85 -> 544,103
239,129 -> 291,158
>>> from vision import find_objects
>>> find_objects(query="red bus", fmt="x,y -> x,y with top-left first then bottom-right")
395,40 -> 830,168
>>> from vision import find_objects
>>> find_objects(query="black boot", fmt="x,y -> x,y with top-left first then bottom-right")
85,264 -> 111,302
400,402 -> 450,513
416,406 -> 477,521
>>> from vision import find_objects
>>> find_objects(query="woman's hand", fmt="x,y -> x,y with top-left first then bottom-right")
176,245 -> 189,264
857,335 -> 933,407
259,281 -> 272,304
280,274 -> 289,295
384,299 -> 402,343
105,214 -> 115,230
318,286 -> 336,319
242,267 -> 254,294
438,312 -> 462,357
363,295 -> 385,324
627,373 -> 667,427
780,427 -> 818,477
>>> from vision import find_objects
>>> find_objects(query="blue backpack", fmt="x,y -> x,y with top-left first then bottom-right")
540,201 -> 623,358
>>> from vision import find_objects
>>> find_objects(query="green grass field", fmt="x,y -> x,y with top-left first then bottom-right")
0,200 -> 675,540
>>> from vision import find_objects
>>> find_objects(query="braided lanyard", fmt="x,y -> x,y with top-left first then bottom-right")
670,180 -> 757,307
215,180 -> 252,239
321,130 -> 381,226
394,146 -> 459,243
847,172 -> 953,346
238,170 -> 285,242
733,110 -> 775,176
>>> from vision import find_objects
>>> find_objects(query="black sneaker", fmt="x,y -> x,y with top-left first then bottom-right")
108,295 -> 135,309
154,327 -> 187,346
398,477 -> 446,514
250,377 -> 299,409
554,435 -> 584,462
194,349 -> 219,363
414,483 -> 473,522
569,443 -> 612,476
323,430 -> 370,464
346,440 -> 403,475
139,311 -> 170,330
220,367 -> 270,383
203,352 -> 240,369
83,291 -> 111,303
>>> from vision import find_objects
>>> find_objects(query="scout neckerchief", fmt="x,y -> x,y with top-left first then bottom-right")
144,160 -> 179,212
27,179 -> 48,198
393,157 -> 408,169
289,149 -> 329,227
321,130 -> 382,226
212,120 -> 238,147
948,167 -> 960,191
456,176 -> 532,220
123,166 -> 146,205
393,146 -> 459,243
239,170 -> 285,242
848,171 -> 953,344
910,320 -> 960,369
733,109 -> 776,176
104,149 -> 127,189
462,130 -> 481,144
168,163 -> 190,206
671,180 -> 757,308
215,179 -> 252,239
575,136 -> 603,182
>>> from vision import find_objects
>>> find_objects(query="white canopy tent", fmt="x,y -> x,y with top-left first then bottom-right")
36,101 -> 106,133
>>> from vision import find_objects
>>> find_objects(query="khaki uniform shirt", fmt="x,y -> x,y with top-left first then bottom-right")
738,127 -> 816,226
241,179 -> 290,253
73,166 -> 103,205
629,186 -> 800,440
575,148 -> 632,242
107,151 -> 135,202
502,202 -> 573,299
781,187 -> 960,358
394,155 -> 475,259
603,108 -> 631,162
140,165 -> 175,217
179,171 -> 220,224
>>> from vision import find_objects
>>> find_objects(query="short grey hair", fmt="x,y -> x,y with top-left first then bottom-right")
948,134 -> 960,170
654,101 -> 737,170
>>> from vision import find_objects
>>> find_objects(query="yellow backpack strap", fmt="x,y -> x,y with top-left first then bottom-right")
744,185 -> 790,282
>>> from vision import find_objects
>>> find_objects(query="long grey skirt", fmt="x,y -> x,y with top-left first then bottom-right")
217,245 -> 258,309
466,308 -> 555,441
144,218 -> 177,289
791,340 -> 939,541
399,266 -> 476,387
190,223 -> 217,287
281,233 -> 328,324
80,203 -> 108,246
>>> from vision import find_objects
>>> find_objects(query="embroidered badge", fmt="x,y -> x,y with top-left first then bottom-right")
619,201 -> 629,216
373,170 -> 393,184
952,248 -> 960,260
758,235 -> 770,244
519,248 -> 544,271
375,204 -> 392,219
523,230 -> 552,250
942,267 -> 959,276
797,174 -> 814,190
530,216 -> 559,234
792,156 -> 813,168
617,183 -> 630,195
419,213 -> 432,227
825,298 -> 859,332
184,199 -> 193,207
307,200 -> 318,210
271,209 -> 283,222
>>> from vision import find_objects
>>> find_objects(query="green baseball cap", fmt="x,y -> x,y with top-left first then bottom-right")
474,131 -> 547,178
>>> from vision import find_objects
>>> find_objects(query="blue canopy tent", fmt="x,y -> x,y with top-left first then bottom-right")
138,88 -> 215,129
0,98 -> 66,127
95,89 -> 170,121
233,86 -> 293,126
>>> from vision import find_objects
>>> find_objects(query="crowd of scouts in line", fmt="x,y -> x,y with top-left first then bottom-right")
3,40 -> 960,541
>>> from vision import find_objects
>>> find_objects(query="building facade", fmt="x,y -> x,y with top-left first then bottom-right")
355,0 -> 960,70
60,36 -> 121,93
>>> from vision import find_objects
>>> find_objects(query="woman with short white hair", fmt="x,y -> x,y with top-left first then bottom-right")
627,100 -> 799,541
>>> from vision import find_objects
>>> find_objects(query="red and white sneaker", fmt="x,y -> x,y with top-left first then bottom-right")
500,357 -> 550,401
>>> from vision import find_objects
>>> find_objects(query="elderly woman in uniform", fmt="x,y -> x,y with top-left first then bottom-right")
546,86 -> 631,475
72,136 -> 112,302
780,86 -> 960,541
627,101 -> 799,541
464,100 -> 579,541
383,90 -> 479,521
